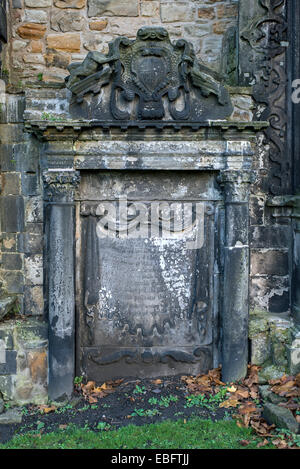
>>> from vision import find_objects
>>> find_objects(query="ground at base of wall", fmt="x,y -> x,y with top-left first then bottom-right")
0,366 -> 299,449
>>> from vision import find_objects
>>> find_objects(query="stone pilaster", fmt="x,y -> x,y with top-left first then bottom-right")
43,169 -> 80,401
218,170 -> 256,382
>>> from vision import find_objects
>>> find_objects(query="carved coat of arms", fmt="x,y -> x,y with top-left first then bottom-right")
66,27 -> 232,123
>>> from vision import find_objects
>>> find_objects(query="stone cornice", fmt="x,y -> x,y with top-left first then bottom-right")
24,119 -> 269,142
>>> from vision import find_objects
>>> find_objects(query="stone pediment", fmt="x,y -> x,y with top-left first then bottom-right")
65,26 -> 233,124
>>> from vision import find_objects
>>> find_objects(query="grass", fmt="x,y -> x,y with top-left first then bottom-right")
0,417 -> 275,450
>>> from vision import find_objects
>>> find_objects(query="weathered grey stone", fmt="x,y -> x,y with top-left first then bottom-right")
0,196 -> 24,233
12,0 -> 22,8
251,333 -> 271,366
0,376 -> 14,401
161,3 -> 196,23
263,403 -> 299,434
1,253 -> 23,271
258,365 -> 286,384
0,351 -> 17,376
4,272 -> 24,295
88,0 -> 139,17
288,331 -> 300,375
25,0 -> 52,7
251,250 -> 289,276
259,385 -> 286,405
50,10 -> 84,33
0,408 -> 22,425
0,297 -> 17,321
0,399 -> 4,414
24,9 -> 48,24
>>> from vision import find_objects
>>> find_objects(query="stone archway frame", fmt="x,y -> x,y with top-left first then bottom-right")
28,120 -> 268,401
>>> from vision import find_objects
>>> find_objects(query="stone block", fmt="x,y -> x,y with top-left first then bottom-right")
0,351 -> 17,376
17,24 -> 47,40
24,255 -> 43,286
1,253 -> 23,271
1,173 -> 21,196
0,297 -> 17,321
24,9 -> 48,24
22,232 -> 43,255
250,225 -> 291,249
251,250 -> 289,276
141,1 -> 159,17
88,0 -> 139,17
24,286 -> 44,315
25,197 -> 43,223
21,173 -> 39,196
1,235 -> 17,253
12,0 -> 22,8
0,196 -> 25,233
0,408 -> 22,424
50,10 -> 85,32
161,3 -> 196,22
4,271 -> 24,295
54,0 -> 85,7
25,0 -> 52,6
47,33 -> 81,53
251,332 -> 271,366
89,20 -> 108,31
263,403 -> 299,434
0,375 -> 15,401
250,276 -> 290,314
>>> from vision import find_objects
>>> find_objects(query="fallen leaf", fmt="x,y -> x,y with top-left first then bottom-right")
228,386 -> 237,393
257,439 -> 269,448
39,405 -> 57,414
219,398 -> 239,408
238,402 -> 259,415
59,424 -> 68,430
240,440 -> 250,447
152,379 -> 162,385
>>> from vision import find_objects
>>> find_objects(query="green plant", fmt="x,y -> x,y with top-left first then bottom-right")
37,73 -> 43,81
131,408 -> 161,418
158,395 -> 178,408
74,376 -> 83,385
275,429 -> 300,448
148,397 -> 159,405
184,388 -> 228,411
41,112 -> 64,122
36,421 -> 45,432
96,422 -> 111,431
133,385 -> 146,395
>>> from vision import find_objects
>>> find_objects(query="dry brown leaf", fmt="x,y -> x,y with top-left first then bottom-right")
228,386 -> 237,393
272,439 -> 289,449
39,405 -> 57,414
257,439 -> 269,448
239,440 -> 250,447
219,398 -> 239,409
238,402 -> 259,415
88,395 -> 98,404
152,379 -> 162,385
295,373 -> 300,388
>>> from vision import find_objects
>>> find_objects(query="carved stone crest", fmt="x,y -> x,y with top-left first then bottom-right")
65,27 -> 232,123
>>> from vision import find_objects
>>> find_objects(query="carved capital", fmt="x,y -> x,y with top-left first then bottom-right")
43,170 -> 80,202
218,170 -> 256,203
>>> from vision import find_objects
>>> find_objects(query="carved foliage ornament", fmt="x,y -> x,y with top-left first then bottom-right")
240,0 -> 289,195
65,27 -> 232,122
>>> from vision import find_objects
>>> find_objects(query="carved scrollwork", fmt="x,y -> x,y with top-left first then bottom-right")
65,26 -> 232,123
240,0 -> 289,195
